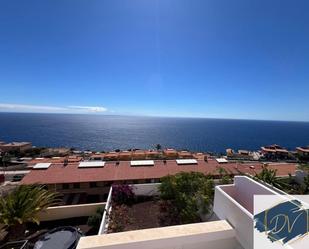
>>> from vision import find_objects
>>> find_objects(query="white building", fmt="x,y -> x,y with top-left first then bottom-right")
74,176 -> 298,249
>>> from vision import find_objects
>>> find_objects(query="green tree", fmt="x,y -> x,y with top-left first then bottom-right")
159,172 -> 214,224
0,185 -> 60,240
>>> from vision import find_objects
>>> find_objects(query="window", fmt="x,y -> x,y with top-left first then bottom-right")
73,183 -> 80,189
62,183 -> 69,190
90,182 -> 97,188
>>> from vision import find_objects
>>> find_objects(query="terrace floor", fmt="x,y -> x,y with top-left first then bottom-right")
124,199 -> 161,231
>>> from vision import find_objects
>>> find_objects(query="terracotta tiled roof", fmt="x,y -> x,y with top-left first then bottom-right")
261,145 -> 288,153
20,159 -> 297,185
296,147 -> 309,153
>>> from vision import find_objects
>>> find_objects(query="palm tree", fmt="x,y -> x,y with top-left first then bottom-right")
0,184 -> 60,240
255,165 -> 285,189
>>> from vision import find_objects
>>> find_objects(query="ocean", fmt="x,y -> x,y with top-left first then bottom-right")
0,113 -> 308,153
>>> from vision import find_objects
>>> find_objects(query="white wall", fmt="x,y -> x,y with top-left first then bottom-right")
295,170 -> 308,185
130,183 -> 160,196
38,202 -> 105,221
233,176 -> 278,214
98,187 -> 113,235
78,220 -> 240,249
213,176 -> 285,249
214,185 -> 253,249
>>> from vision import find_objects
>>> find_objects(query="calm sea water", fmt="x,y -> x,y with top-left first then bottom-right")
0,113 -> 308,153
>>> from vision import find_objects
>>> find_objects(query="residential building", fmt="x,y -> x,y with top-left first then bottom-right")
145,150 -> 160,159
0,141 -> 32,153
21,158 -> 296,205
296,146 -> 309,161
118,151 -> 132,160
261,144 -> 290,160
104,152 -> 119,161
132,150 -> 146,160
163,148 -> 178,159
178,150 -> 193,159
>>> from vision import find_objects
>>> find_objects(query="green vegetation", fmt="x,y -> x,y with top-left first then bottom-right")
301,175 -> 309,194
298,163 -> 309,171
254,165 -> 297,192
254,165 -> 284,189
87,207 -> 104,232
112,184 -> 135,205
159,172 -> 214,224
0,185 -> 60,240
217,167 -> 232,185
155,144 -> 162,151
0,153 -> 11,167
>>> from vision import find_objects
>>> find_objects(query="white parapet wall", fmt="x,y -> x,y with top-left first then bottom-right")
214,185 -> 253,249
38,202 -> 105,222
130,183 -> 160,196
213,176 -> 283,249
98,187 -> 113,235
77,220 -> 239,249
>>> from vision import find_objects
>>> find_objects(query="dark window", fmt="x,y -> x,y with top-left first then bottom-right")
62,183 -> 69,190
73,183 -> 80,189
90,182 -> 97,188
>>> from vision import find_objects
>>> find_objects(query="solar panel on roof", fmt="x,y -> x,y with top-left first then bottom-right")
176,159 -> 198,165
78,161 -> 105,168
33,163 -> 51,169
216,158 -> 228,163
130,160 -> 154,166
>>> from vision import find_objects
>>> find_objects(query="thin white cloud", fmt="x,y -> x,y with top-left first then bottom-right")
0,103 -> 108,113
68,106 -> 107,112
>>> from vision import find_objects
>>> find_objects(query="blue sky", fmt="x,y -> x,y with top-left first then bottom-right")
0,0 -> 309,121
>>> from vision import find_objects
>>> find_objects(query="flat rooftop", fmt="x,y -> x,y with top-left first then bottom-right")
21,159 -> 297,185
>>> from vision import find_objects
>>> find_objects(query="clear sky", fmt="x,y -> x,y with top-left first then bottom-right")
0,0 -> 309,121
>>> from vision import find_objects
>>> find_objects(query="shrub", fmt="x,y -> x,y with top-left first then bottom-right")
217,167 -> 232,185
87,207 -> 104,232
158,200 -> 180,226
159,172 -> 214,224
112,184 -> 135,205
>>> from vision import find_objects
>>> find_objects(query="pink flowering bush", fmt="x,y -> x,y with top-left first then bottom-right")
112,184 -> 135,205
